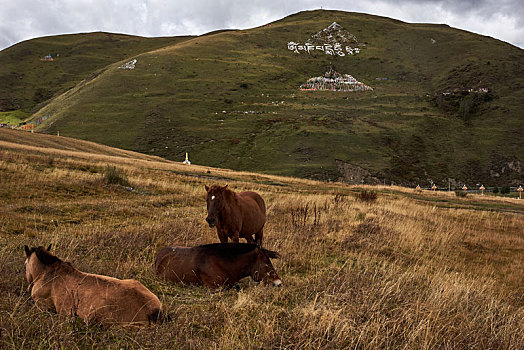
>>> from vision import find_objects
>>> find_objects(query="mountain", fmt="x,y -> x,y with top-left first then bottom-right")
1,10 -> 523,186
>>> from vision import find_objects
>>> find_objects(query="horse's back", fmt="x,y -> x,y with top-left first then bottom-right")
238,191 -> 266,214
237,191 -> 266,236
59,271 -> 161,324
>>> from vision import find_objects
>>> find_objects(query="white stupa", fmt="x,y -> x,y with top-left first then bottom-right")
182,152 -> 191,165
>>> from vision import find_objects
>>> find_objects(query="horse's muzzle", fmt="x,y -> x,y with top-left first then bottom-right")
206,217 -> 216,228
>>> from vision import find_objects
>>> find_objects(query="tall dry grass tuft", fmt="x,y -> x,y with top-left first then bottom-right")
355,189 -> 378,203
103,165 -> 130,187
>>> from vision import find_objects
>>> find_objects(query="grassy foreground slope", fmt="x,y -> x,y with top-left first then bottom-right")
1,130 -> 523,348
0,128 -> 168,161
20,10 -> 524,185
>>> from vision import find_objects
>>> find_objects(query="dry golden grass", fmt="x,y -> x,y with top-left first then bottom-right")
1,130 -> 523,349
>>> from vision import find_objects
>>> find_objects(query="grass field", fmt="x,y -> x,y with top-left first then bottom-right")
1,129 -> 523,349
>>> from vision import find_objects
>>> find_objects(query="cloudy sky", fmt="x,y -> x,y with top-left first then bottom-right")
1,0 -> 523,51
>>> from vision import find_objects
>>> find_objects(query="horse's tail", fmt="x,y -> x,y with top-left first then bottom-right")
152,253 -> 161,271
148,308 -> 172,324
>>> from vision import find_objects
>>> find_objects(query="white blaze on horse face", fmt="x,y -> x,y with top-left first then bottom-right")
25,256 -> 34,285
273,279 -> 282,287
211,195 -> 215,200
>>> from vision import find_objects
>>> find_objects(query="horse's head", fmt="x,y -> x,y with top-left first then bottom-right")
251,247 -> 282,287
24,244 -> 59,286
204,184 -> 229,228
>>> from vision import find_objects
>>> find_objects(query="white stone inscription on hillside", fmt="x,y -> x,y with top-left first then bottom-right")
287,22 -> 362,56
299,66 -> 372,92
287,42 -> 360,56
118,59 -> 137,70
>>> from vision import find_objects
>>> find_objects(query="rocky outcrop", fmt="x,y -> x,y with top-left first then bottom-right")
336,160 -> 381,185
489,159 -> 522,185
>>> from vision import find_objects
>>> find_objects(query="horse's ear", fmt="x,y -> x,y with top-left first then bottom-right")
205,185 -> 209,192
47,244 -> 52,251
262,248 -> 280,259
24,245 -> 31,257
224,184 -> 229,189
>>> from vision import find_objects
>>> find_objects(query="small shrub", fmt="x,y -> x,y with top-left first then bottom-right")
455,190 -> 467,197
493,187 -> 499,194
356,221 -> 381,236
43,156 -> 54,167
103,166 -> 129,186
356,190 -> 378,203
290,203 -> 321,227
500,186 -> 510,194
333,193 -> 347,203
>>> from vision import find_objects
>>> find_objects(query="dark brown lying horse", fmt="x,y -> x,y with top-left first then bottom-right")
154,243 -> 282,288
24,245 -> 164,326
205,184 -> 266,246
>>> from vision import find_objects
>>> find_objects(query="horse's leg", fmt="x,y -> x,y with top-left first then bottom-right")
244,235 -> 255,244
199,273 -> 217,288
217,229 -> 228,243
200,271 -> 229,289
255,228 -> 263,247
231,231 -> 240,243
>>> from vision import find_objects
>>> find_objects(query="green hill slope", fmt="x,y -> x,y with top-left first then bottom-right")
7,10 -> 524,186
0,32 -> 193,114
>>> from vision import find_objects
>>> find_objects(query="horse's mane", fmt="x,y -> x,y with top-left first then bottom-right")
198,243 -> 280,259
32,246 -> 62,266
199,243 -> 256,256
208,185 -> 237,200
223,186 -> 236,197
30,246 -> 75,273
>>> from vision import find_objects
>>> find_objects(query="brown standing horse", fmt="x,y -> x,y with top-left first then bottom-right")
24,245 -> 164,326
154,243 -> 282,288
205,185 -> 266,246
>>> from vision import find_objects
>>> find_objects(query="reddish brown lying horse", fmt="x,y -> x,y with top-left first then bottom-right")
205,184 -> 266,246
24,244 -> 164,326
154,243 -> 282,288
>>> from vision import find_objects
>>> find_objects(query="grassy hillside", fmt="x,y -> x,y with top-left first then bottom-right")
0,32 -> 193,113
4,10 -> 524,186
0,128 -> 171,162
1,130 -> 523,348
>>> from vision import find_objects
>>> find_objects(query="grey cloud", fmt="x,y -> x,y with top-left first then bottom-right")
0,0 -> 522,50
400,0 -> 524,25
